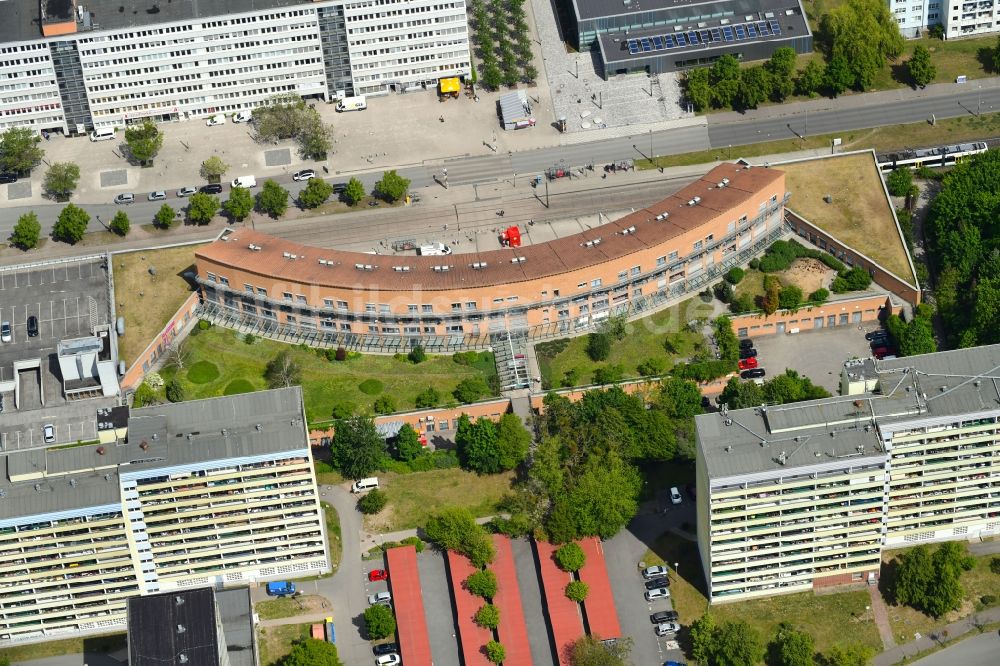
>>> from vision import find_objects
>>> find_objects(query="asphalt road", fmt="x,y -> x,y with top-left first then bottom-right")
908,630 -> 1000,666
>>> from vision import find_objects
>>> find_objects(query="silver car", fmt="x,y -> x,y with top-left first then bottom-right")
176,186 -> 197,197
148,191 -> 167,201
114,193 -> 135,205
367,591 -> 391,606
655,621 -> 680,636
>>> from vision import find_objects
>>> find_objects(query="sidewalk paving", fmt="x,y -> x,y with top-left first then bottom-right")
873,607 -> 1000,666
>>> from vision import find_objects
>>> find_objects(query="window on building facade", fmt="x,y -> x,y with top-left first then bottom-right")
337,300 -> 348,310
656,255 -> 666,266
408,304 -> 418,313
693,240 -> 703,251
296,295 -> 306,303
591,278 -> 602,287
630,265 -> 640,276
618,270 -> 628,281
324,298 -> 334,307
668,251 -> 678,261
257,287 -> 266,296
466,301 -> 476,309
422,304 -> 433,313
451,302 -> 462,311
207,272 -> 217,282
379,304 -> 390,313
365,303 -> 375,312
244,283 -> 253,293
219,276 -> 230,286
283,292 -> 293,301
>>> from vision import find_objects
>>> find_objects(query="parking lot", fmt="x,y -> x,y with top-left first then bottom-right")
750,323 -> 878,393
0,257 -> 116,449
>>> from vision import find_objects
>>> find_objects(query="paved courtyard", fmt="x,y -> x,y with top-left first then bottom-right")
530,0 -> 693,136
752,321 -> 881,393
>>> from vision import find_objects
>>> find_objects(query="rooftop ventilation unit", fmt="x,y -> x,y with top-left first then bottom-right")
255,424 -> 263,431
510,256 -> 526,264
471,262 -> 488,269
354,263 -> 365,270
282,252 -> 291,258
687,199 -> 696,206
655,213 -> 669,221
393,266 -> 411,272
432,265 -> 451,272
620,225 -> 637,235
248,244 -> 261,251
363,264 -> 374,271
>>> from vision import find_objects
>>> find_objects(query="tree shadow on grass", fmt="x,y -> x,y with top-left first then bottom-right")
878,555 -> 901,606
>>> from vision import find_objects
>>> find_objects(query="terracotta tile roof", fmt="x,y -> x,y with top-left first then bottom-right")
195,163 -> 783,291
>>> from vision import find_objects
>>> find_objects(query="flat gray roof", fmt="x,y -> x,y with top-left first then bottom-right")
216,588 -> 256,666
128,587 -> 220,666
574,0 -> 802,23
1,0 -> 314,45
698,344 -> 1000,479
0,387 -> 309,522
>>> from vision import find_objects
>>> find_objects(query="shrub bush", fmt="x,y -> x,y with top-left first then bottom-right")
243,333 -> 255,345
407,345 -> 426,363
586,332 -> 611,361
453,377 -> 490,403
401,536 -> 425,553
373,395 -> 397,414
991,557 -> 1000,575
748,257 -> 760,270
465,570 -> 498,598
778,285 -> 802,310
887,167 -> 913,197
485,640 -> 505,664
725,267 -> 745,284
415,386 -> 440,408
198,319 -> 211,330
729,293 -> 757,314
474,604 -> 500,630
554,543 -> 586,572
698,288 -> 713,303
335,347 -> 347,361
981,594 -> 997,606
809,287 -> 830,303
359,379 -> 384,395
637,357 -> 667,377
331,401 -> 355,420
357,489 -> 388,514
165,378 -> 185,403
187,361 -> 220,384
565,580 -> 589,603
713,280 -> 733,303
592,364 -> 624,385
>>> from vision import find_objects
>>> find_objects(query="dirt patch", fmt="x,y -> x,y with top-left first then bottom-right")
363,504 -> 397,533
778,153 -> 915,284
782,258 -> 836,293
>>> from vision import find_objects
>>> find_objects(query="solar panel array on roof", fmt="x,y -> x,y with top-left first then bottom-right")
627,20 -> 781,54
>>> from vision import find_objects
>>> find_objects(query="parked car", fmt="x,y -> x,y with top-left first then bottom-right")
645,577 -> 670,590
206,113 -> 226,126
26,315 -> 38,337
865,329 -> 887,341
741,368 -> 766,379
200,183 -> 224,194
738,357 -> 758,371
293,169 -> 316,181
332,182 -> 348,193
367,591 -> 391,606
368,569 -> 388,582
669,487 -> 682,505
0,172 -> 17,184
0,321 -> 10,342
375,655 -> 400,666
147,191 -> 166,201
645,587 -> 670,601
651,610 -> 679,623
233,110 -> 253,123
642,565 -> 669,579
656,621 -> 681,636
739,347 -> 758,359
43,424 -> 55,443
872,346 -> 889,359
177,186 -> 197,197
114,193 -> 135,204
265,581 -> 296,597
373,643 -> 399,656
739,338 -> 754,349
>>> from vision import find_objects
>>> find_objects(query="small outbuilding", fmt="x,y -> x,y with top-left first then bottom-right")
498,90 -> 535,130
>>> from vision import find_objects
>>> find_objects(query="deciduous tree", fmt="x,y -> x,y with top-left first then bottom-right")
10,212 -> 41,249
496,413 -> 530,470
374,169 -> 410,202
43,162 -> 80,201
299,177 -> 334,208
771,622 -> 815,666
554,543 -> 586,572
685,67 -> 712,111
280,639 -> 343,666
264,350 -> 302,388
124,120 -> 164,165
394,423 -> 423,461
0,127 -> 44,174
200,155 -> 229,182
52,203 -> 89,243
110,210 -> 130,236
331,415 -> 386,479
362,605 -> 396,640
224,186 -> 254,222
154,203 -> 176,229
343,177 -> 366,205
256,179 -> 289,218
907,45 -> 936,88
187,192 -> 219,225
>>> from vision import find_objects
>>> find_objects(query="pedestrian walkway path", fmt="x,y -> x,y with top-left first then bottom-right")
873,607 -> 1000,666
869,584 -> 897,650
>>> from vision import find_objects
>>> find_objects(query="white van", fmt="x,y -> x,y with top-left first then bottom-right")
351,477 -> 379,493
336,96 -> 367,112
231,175 -> 257,189
419,242 -> 452,256
89,127 -> 116,142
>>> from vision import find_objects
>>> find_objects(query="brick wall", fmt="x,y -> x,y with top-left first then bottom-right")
726,293 -> 896,339
121,292 -> 201,391
812,569 -> 878,589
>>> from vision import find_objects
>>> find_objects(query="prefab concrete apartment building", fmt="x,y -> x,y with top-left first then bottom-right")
0,0 -> 470,134
0,388 -> 329,645
893,0 -> 1000,40
695,345 -> 1000,604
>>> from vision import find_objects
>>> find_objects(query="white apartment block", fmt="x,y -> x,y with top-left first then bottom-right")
695,344 -> 1000,604
0,0 -> 469,134
890,0 -> 1000,39
0,388 -> 329,646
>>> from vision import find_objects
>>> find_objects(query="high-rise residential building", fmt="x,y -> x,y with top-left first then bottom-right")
0,387 -> 328,646
695,344 -> 1000,604
890,0 -> 997,40
0,0 -> 470,134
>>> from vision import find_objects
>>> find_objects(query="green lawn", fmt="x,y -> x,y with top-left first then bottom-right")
882,549 -> 1000,645
370,468 -> 514,532
0,633 -> 126,663
642,533 -> 881,656
159,326 -> 497,423
255,595 -> 330,621
323,501 -> 342,570
258,623 -> 311,666
534,299 -> 711,389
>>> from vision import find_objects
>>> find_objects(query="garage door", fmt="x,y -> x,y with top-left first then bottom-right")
776,322 -> 786,334
814,317 -> 824,328
852,311 -> 862,324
